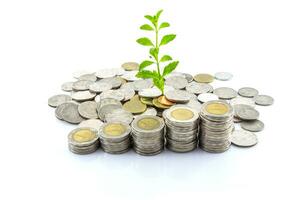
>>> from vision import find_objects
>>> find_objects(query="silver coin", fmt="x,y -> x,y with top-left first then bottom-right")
164,71 -> 185,79
133,79 -> 153,91
197,93 -> 218,103
213,87 -> 237,99
88,82 -> 112,93
118,88 -> 135,101
72,70 -> 93,79
71,91 -> 96,101
238,87 -> 259,98
78,74 -> 97,82
104,108 -> 133,124
95,68 -> 117,78
234,104 -> 259,120
99,89 -> 125,101
165,89 -> 191,103
231,129 -> 258,147
183,73 -> 194,83
214,72 -> 233,81
165,76 -> 188,90
121,82 -> 135,90
183,99 -> 202,113
79,119 -> 104,131
186,82 -> 213,94
121,71 -> 141,81
134,107 -> 157,118
138,87 -> 162,98
61,82 -> 74,92
55,102 -> 71,120
98,77 -> 122,88
61,102 -> 84,124
48,94 -> 72,107
254,95 -> 274,106
72,80 -> 93,91
230,97 -> 255,108
241,120 -> 264,132
78,101 -> 98,119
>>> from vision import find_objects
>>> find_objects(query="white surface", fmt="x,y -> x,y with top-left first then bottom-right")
0,0 -> 300,199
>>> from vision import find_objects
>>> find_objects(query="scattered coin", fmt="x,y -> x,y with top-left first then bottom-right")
105,108 -> 133,124
97,98 -> 122,121
98,77 -> 122,89
213,87 -> 237,99
214,72 -> 233,81
194,73 -> 214,83
254,95 -> 274,106
121,62 -> 139,71
165,89 -> 191,103
61,102 -> 85,124
140,97 -> 154,106
119,87 -> 135,101
235,104 -> 259,120
158,96 -> 175,106
88,82 -> 112,93
138,87 -> 162,98
133,79 -> 153,91
72,80 -> 93,91
78,101 -> 98,119
48,94 -> 72,107
96,68 -> 117,78
165,76 -> 188,89
79,119 -> 104,131
99,89 -> 125,101
78,74 -> 97,82
134,107 -> 157,118
71,91 -> 96,101
123,95 -> 147,114
231,130 -> 258,147
121,71 -> 140,81
241,120 -> 264,132
230,97 -> 255,108
197,93 -> 218,103
186,82 -> 213,94
55,102 -> 72,120
61,82 -> 74,92
238,87 -> 259,98
183,73 -> 194,83
153,98 -> 171,109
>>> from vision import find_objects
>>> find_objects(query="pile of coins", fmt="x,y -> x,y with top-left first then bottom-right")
131,115 -> 165,155
98,122 -> 131,154
199,100 -> 234,153
68,127 -> 100,154
164,105 -> 199,152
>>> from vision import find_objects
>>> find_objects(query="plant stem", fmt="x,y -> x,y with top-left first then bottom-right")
155,28 -> 161,77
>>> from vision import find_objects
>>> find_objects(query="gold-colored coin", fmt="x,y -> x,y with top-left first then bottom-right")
140,97 -> 154,106
137,117 -> 160,130
153,98 -> 171,109
194,73 -> 214,83
171,108 -> 194,121
72,129 -> 97,143
123,95 -> 147,114
158,96 -> 175,106
205,103 -> 228,115
103,123 -> 126,136
121,62 -> 139,71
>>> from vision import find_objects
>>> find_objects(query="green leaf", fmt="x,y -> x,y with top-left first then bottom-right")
136,70 -> 156,79
162,61 -> 179,76
136,37 -> 154,46
139,60 -> 154,70
160,55 -> 172,62
159,22 -> 170,29
149,48 -> 159,60
153,77 -> 164,94
144,15 -> 154,23
159,34 -> 176,46
140,24 -> 154,31
155,10 -> 163,21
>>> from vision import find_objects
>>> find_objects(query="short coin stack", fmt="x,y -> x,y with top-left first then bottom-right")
68,127 -> 100,154
199,100 -> 234,153
131,115 -> 165,156
164,105 -> 199,152
98,122 -> 131,154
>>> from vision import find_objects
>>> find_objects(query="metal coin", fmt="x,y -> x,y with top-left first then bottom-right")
213,87 -> 237,99
121,62 -> 139,71
214,72 -> 233,81
61,102 -> 85,124
98,77 -> 122,88
72,80 -> 93,91
165,76 -> 188,90
79,119 -> 104,131
105,108 -> 133,124
194,73 -> 214,83
78,74 -> 97,82
186,82 -> 213,94
140,97 -> 154,106
69,127 -> 98,144
138,87 -> 162,98
134,107 -> 157,118
165,89 -> 191,103
158,96 -> 175,106
230,97 -> 255,108
61,82 -> 74,92
254,95 -> 274,106
88,82 -> 112,93
183,99 -> 202,113
231,130 -> 258,147
238,87 -> 259,98
119,87 -> 135,101
99,89 -> 125,101
133,79 -> 153,91
123,95 -> 147,114
78,101 -> 98,119
95,68 -> 117,78
121,71 -> 140,81
55,102 -> 72,120
234,104 -> 259,120
241,120 -> 264,132
153,98 -> 171,109
71,91 -> 96,101
197,93 -> 218,103
48,94 -> 72,107
183,73 -> 194,83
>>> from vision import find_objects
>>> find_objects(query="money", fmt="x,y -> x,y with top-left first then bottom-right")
241,120 -> 264,132
238,87 -> 259,98
254,95 -> 274,106
131,115 -> 165,156
165,76 -> 188,89
158,96 -> 175,106
104,108 -> 133,124
55,102 -> 75,120
68,127 -> 100,154
88,82 -> 112,93
79,119 -> 103,131
121,71 -> 140,81
164,105 -> 199,152
214,72 -> 233,81
96,98 -> 122,121
199,100 -> 234,153
72,70 -> 93,79
134,107 -> 157,118
230,97 -> 255,108
99,122 -> 131,154
133,79 -> 153,91
186,82 -> 213,94
78,101 -> 98,119
61,82 -> 74,92
119,87 -> 135,101
165,89 -> 191,103
138,87 -> 162,98
121,62 -> 139,71
183,73 -> 194,83
234,104 -> 259,120
140,97 -> 154,106
61,102 -> 85,124
197,93 -> 218,103
98,77 -> 122,89
78,74 -> 97,82
194,73 -> 214,83
123,95 -> 147,114
183,99 -> 202,114
71,91 -> 96,101
72,80 -> 93,91
231,129 -> 258,147
99,89 -> 125,101
213,87 -> 237,99
48,94 -> 72,107
96,68 -> 117,78
152,98 -> 171,109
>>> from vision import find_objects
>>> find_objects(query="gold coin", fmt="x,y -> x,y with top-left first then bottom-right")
205,103 -> 228,115
171,108 -> 194,120
121,62 -> 139,71
103,123 -> 126,136
158,96 -> 175,106
123,95 -> 147,114
72,129 -> 97,143
194,73 -> 214,83
153,98 -> 171,109
137,117 -> 160,130
140,97 -> 154,106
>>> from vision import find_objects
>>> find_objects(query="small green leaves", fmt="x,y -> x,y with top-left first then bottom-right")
159,22 -> 170,29
136,37 -> 154,46
160,55 -> 172,62
140,24 -> 154,31
139,60 -> 154,70
153,77 -> 164,93
155,10 -> 163,21
136,70 -> 156,79
162,61 -> 179,76
149,48 -> 159,60
160,34 -> 176,46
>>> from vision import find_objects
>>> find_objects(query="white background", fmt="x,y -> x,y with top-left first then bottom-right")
1,0 -> 300,199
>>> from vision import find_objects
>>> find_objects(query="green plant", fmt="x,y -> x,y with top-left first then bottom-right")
136,9 -> 179,94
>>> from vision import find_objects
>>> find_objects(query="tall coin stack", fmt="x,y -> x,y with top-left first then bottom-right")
99,122 -> 131,154
164,105 -> 199,152
131,115 -> 165,156
199,100 -> 234,153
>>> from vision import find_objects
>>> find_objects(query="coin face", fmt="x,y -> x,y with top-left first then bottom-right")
48,94 -> 72,107
79,119 -> 103,131
235,104 -> 259,120
238,87 -> 259,98
158,96 -> 175,106
137,117 -> 160,130
72,129 -> 97,143
98,77 -> 122,89
72,80 -> 93,91
96,68 -> 117,78
133,79 -> 153,91
61,82 -> 74,92
71,91 -> 96,101
123,95 -> 147,114
231,130 -> 258,147
254,95 -> 274,106
153,98 -> 171,109
138,87 -> 162,98
213,87 -> 237,99
61,102 -> 84,124
205,103 -> 229,115
165,76 -> 188,89
214,72 -> 233,81
241,120 -> 264,132
121,62 -> 139,71
88,82 -> 112,93
197,93 -> 218,103
165,89 -> 191,103
103,123 -> 126,136
171,108 -> 194,120
99,90 -> 125,101
194,73 -> 214,83
140,97 -> 154,106
78,101 -> 98,119
186,82 -> 213,94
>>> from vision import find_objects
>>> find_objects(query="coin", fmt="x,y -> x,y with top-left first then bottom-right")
121,71 -> 140,81
241,120 -> 264,132
231,130 -> 258,147
165,76 -> 188,89
123,95 -> 147,114
105,108 -> 133,124
183,99 -> 202,113
48,94 -> 72,107
134,107 -> 157,118
153,98 -> 171,109
140,97 -> 154,106
121,62 -> 139,71
254,95 -> 274,106
183,73 -> 194,83
98,77 -> 122,89
158,96 -> 175,106
55,102 -> 72,120
230,97 -> 255,108
165,89 -> 191,103
213,87 -> 237,99
72,80 -> 93,91
214,72 -> 233,81
186,82 -> 213,94
238,87 -> 259,98
133,79 -> 153,91
71,91 -> 96,101
61,82 -> 74,92
78,101 -> 98,119
138,87 -> 162,98
119,87 -> 135,101
95,68 -> 117,78
88,82 -> 112,93
197,93 -> 218,103
61,102 -> 85,124
72,70 -> 93,79
99,89 -> 125,101
78,74 -> 97,82
235,104 -> 259,120
96,98 -> 122,120
79,119 -> 103,131
194,73 -> 214,83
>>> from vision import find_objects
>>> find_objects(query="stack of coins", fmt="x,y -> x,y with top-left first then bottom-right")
199,100 -> 234,153
68,127 -> 100,154
131,115 -> 165,156
164,105 -> 199,152
98,122 -> 131,154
